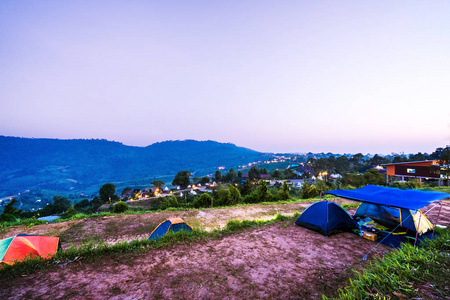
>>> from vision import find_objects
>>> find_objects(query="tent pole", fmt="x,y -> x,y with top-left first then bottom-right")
432,202 -> 443,239
414,212 -> 422,247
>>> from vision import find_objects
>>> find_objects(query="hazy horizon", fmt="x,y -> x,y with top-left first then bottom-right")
2,134 -> 444,157
1,1 -> 449,154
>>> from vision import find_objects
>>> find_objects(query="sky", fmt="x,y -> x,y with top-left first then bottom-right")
1,1 -> 449,155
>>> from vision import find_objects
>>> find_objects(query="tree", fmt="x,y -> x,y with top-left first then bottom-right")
52,196 -> 71,213
161,195 -> 180,210
61,204 -> 77,219
257,180 -> 271,202
393,155 -> 407,163
229,185 -> 241,205
113,201 -> 129,213
240,179 -> 252,196
237,171 -> 243,178
438,146 -> 450,186
280,180 -> 290,200
151,180 -> 165,189
172,170 -> 191,189
99,183 -> 116,203
369,154 -> 387,166
74,199 -> 90,210
224,168 -> 237,183
335,155 -> 350,174
0,198 -> 22,222
90,197 -> 103,211
248,166 -> 260,180
214,170 -> 222,183
272,169 -> 282,179
192,193 -> 213,208
199,176 -> 210,185
349,153 -> 364,172
283,168 -> 295,179
409,152 -> 426,161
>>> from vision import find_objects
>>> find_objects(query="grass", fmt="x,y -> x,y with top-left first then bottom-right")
0,213 -> 298,280
333,229 -> 450,299
0,196 -> 316,231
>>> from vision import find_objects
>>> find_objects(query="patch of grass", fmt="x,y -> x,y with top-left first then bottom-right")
421,186 -> 450,193
130,223 -> 158,235
1,194 -> 317,232
341,203 -> 360,210
332,230 -> 450,300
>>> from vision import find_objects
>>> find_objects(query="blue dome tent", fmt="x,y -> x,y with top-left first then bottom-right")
295,201 -> 356,237
149,218 -> 193,241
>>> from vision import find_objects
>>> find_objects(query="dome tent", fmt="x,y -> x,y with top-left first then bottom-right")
0,234 -> 61,266
295,201 -> 356,237
149,218 -> 193,241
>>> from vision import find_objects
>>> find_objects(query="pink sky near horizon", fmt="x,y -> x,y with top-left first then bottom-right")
1,1 -> 449,155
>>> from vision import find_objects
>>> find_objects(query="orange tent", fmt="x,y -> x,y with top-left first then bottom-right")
0,234 -> 61,266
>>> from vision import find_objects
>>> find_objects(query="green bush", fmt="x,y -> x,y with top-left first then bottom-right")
113,201 -> 129,213
160,196 -> 180,210
301,182 -> 319,199
390,179 -> 423,189
192,193 -> 213,208
61,204 -> 77,219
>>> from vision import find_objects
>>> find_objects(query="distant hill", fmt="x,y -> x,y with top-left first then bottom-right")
0,136 -> 269,198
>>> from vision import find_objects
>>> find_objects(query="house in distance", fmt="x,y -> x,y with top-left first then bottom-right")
382,160 -> 442,185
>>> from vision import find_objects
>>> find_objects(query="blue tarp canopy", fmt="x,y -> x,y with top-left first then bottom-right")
325,185 -> 449,210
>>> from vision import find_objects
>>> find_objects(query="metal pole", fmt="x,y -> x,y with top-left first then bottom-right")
432,202 -> 443,239
414,212 -> 422,247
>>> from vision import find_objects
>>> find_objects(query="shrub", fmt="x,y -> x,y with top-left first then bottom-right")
113,201 -> 129,213
301,182 -> 319,199
192,193 -> 213,208
228,185 -> 241,205
61,204 -> 77,219
160,196 -> 180,210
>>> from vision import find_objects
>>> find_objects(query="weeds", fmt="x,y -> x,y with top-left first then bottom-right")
335,230 -> 450,299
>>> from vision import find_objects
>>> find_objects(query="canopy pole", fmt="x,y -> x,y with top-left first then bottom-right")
432,202 -> 443,239
414,212 -> 423,247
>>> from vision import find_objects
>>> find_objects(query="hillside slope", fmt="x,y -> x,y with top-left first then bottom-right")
0,136 -> 268,197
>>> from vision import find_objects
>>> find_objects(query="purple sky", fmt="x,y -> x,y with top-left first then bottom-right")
1,1 -> 449,154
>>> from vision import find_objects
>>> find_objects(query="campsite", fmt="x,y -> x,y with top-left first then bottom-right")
1,190 -> 449,299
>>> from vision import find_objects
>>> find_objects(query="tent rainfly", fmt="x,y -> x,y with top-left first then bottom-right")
0,234 -> 61,266
149,218 -> 193,241
295,201 -> 357,237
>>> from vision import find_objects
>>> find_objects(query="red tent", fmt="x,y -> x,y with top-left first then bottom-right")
0,234 -> 60,266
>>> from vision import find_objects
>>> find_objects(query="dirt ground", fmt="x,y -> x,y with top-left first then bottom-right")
1,201 -> 345,248
1,199 -> 449,299
1,223 -> 391,299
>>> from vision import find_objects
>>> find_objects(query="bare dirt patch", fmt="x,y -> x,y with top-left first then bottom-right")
0,223 -> 390,300
1,201 -> 323,247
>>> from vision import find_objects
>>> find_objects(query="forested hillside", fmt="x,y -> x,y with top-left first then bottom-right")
0,136 -> 268,197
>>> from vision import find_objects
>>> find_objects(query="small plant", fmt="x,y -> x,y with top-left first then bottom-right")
113,201 -> 129,213
335,230 -> 450,299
